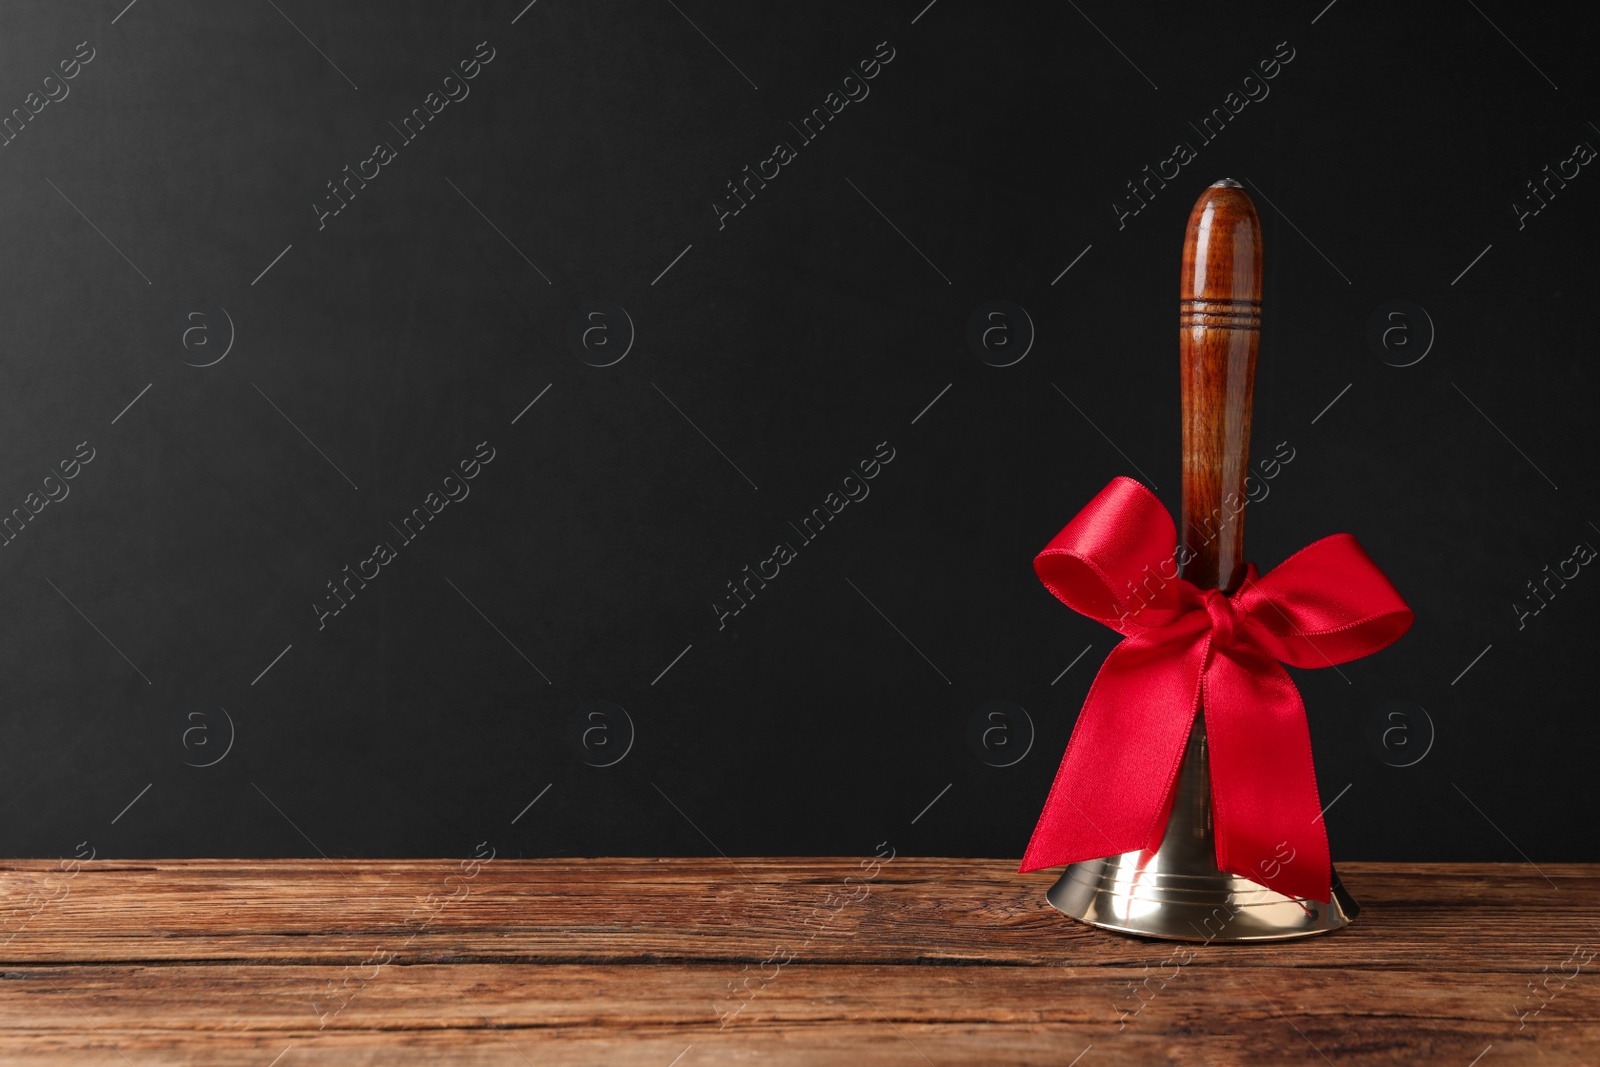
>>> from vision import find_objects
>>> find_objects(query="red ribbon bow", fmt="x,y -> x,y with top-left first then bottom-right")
1019,477 -> 1413,903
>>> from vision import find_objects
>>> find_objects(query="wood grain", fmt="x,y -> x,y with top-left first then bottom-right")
1179,179 -> 1263,594
0,859 -> 1594,1065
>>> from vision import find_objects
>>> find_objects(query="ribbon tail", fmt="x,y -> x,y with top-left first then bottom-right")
1203,649 -> 1333,903
1019,632 -> 1207,873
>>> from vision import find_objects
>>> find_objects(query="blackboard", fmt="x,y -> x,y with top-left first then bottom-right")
1,0 -> 1595,866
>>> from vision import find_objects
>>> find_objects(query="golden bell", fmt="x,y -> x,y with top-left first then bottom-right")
1046,714 -> 1358,941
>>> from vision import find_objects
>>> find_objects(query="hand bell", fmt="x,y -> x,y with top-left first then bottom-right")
1045,180 -> 1359,941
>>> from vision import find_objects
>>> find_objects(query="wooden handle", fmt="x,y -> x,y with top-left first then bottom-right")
1179,179 -> 1262,593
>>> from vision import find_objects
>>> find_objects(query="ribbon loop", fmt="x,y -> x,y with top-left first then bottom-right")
1020,478 -> 1413,904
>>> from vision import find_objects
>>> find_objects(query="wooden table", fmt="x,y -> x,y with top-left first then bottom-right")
0,859 -> 1594,1065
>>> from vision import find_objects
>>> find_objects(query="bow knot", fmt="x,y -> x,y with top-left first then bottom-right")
1202,588 -> 1240,649
1020,477 -> 1413,903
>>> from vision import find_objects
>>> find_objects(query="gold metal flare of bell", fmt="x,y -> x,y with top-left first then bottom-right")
1046,714 -> 1359,941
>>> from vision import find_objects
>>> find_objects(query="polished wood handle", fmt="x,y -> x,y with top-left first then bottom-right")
1179,179 -> 1262,593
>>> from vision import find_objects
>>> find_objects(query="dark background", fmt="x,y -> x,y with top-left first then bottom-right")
0,0 -> 1593,867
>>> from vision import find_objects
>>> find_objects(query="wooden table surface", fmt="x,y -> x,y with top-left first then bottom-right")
0,858 -> 1594,1065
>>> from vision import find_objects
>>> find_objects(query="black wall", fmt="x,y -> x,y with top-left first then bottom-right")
0,1 -> 1594,866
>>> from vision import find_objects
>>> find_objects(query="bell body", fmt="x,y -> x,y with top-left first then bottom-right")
1046,713 -> 1358,941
